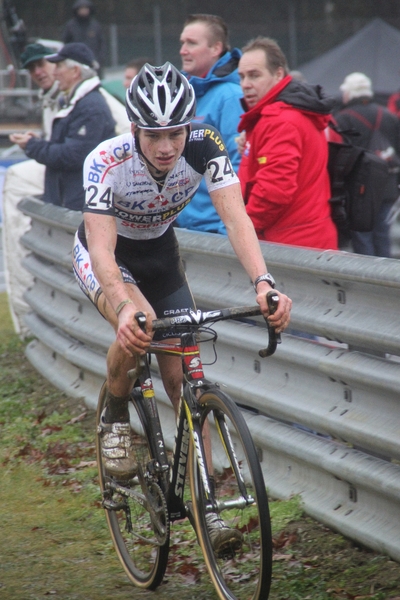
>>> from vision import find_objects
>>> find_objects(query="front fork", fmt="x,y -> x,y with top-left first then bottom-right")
182,382 -> 218,514
129,356 -> 170,479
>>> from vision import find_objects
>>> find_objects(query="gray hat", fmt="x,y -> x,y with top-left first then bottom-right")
20,43 -> 52,68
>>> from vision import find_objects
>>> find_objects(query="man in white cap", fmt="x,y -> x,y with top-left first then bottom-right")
335,72 -> 400,257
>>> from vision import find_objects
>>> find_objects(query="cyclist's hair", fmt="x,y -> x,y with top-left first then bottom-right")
183,14 -> 230,55
242,36 -> 289,76
63,58 -> 98,80
126,62 -> 196,128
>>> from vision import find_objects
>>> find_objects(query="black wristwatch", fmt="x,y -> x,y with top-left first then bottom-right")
253,273 -> 276,292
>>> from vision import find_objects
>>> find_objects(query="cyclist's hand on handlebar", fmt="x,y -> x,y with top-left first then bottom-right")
256,286 -> 292,333
116,304 -> 153,356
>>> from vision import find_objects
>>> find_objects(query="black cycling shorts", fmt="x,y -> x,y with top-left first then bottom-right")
74,222 -> 195,319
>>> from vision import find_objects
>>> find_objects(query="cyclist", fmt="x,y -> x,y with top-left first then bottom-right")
72,62 -> 292,554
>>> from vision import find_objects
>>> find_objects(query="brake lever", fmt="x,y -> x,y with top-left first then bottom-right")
127,312 -> 148,382
259,290 -> 282,358
134,311 -> 147,332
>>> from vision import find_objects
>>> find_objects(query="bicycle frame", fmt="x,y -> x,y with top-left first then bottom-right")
128,327 -> 251,527
98,297 -> 278,597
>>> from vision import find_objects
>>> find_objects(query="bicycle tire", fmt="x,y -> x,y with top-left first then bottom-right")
96,382 -> 170,590
189,388 -> 272,600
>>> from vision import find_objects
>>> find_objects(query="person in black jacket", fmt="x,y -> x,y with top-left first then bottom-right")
63,0 -> 104,75
10,43 -> 116,211
335,72 -> 400,257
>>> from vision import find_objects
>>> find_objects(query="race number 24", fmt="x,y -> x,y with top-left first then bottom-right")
85,184 -> 113,210
208,156 -> 235,184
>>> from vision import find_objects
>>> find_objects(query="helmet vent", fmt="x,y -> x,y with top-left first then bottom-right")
125,62 -> 196,128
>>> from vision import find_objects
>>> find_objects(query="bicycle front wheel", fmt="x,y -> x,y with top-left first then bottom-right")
189,388 -> 272,600
96,383 -> 170,590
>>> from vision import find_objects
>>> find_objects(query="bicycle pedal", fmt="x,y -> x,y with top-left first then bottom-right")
102,498 -> 126,511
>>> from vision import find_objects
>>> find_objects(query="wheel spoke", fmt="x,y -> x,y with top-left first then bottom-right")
190,389 -> 272,600
96,383 -> 170,589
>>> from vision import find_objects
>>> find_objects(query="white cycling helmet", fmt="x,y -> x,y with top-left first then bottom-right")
126,62 -> 196,128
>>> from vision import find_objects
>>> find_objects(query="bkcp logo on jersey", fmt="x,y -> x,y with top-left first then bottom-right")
148,194 -> 169,210
99,150 -> 117,166
88,144 -> 131,183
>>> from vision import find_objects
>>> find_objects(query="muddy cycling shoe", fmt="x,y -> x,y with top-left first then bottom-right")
98,411 -> 137,480
205,512 -> 243,557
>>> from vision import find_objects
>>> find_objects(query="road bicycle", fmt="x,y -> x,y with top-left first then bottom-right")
95,291 -> 281,600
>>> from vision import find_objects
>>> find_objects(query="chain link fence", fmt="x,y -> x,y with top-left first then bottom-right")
23,16 -> 400,70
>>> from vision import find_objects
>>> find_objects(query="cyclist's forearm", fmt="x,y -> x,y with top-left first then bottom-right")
211,185 -> 271,284
227,216 -> 271,284
84,213 -> 135,314
93,253 -> 131,311
225,211 -> 292,329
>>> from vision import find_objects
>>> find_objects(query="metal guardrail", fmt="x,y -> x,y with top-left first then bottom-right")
18,197 -> 400,562
0,68 -> 40,119
390,213 -> 400,259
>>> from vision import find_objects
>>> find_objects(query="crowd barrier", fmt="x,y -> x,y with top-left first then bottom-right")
390,213 -> 400,258
17,197 -> 400,562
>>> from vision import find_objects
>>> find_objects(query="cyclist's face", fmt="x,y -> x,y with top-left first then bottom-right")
135,125 -> 188,175
180,22 -> 222,77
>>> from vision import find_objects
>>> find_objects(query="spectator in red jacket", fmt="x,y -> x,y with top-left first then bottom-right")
238,37 -> 338,250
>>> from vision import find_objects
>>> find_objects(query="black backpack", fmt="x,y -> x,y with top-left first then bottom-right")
343,107 -> 400,172
327,120 -> 390,233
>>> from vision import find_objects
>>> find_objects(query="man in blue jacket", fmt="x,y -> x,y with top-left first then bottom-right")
10,43 -> 115,211
176,14 -> 243,234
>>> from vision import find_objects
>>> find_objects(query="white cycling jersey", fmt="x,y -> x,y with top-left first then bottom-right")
82,123 -> 239,240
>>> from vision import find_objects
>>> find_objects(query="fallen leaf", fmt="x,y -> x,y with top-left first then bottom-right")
33,410 -> 46,425
176,561 -> 201,584
76,460 -> 97,469
67,412 -> 87,425
273,553 -> 294,561
41,426 -> 62,436
273,530 -> 298,549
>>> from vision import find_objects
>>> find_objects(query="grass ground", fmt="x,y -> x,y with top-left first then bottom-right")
0,292 -> 399,599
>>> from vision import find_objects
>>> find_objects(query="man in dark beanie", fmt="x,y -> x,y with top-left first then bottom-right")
63,0 -> 104,75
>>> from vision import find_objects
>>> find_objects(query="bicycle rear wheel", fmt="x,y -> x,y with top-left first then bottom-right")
96,383 -> 170,590
189,388 -> 272,600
